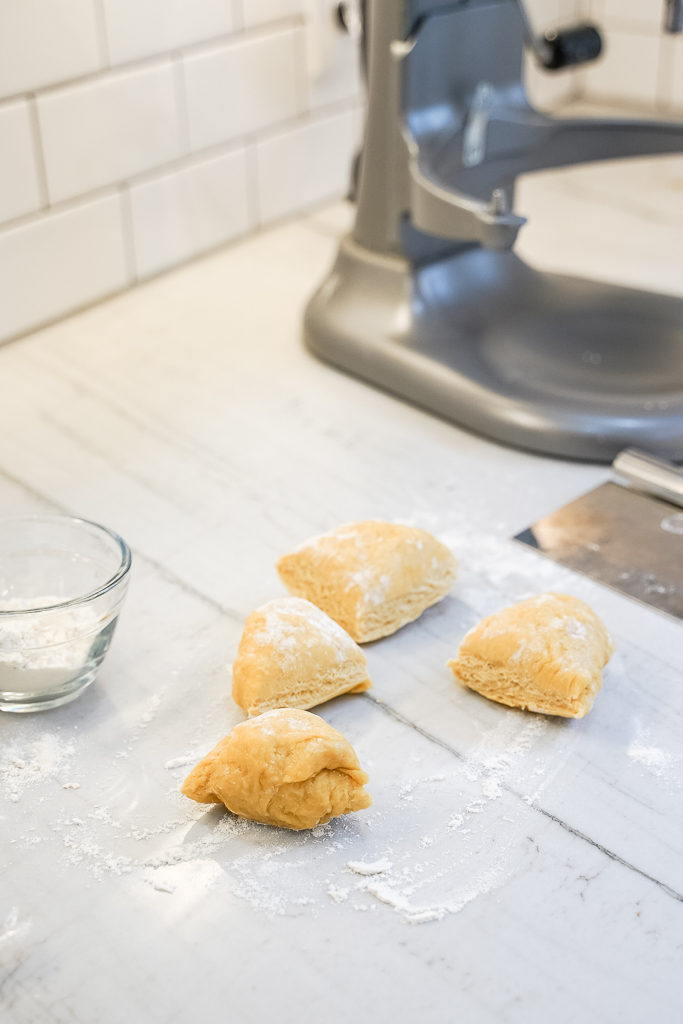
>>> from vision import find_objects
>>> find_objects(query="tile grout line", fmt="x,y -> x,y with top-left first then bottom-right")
656,35 -> 674,110
245,141 -> 261,229
26,93 -> 50,210
172,54 -> 191,156
0,282 -> 131,351
0,97 -> 357,237
118,183 -> 138,284
302,206 -> 353,240
92,0 -> 111,69
362,693 -> 683,904
0,183 -> 123,234
232,0 -> 244,32
0,198 -> 344,350
292,17 -> 311,117
0,18 -> 307,108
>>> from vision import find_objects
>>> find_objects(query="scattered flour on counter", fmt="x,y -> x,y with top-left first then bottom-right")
463,715 -> 549,781
127,817 -> 199,842
311,822 -> 334,839
0,734 -> 77,802
112,689 -> 170,761
181,706 -> 560,925
347,858 -> 393,876
6,520 -> 673,930
327,884 -> 350,903
0,906 -> 32,946
628,734 -> 682,785
142,814 -> 252,870
398,773 -> 446,800
364,881 -> 444,922
164,755 -> 200,770
626,720 -> 679,782
138,692 -> 164,728
481,777 -> 502,800
629,745 -> 669,775
6,716 -> 552,925
1,569 -> 574,930
62,830 -> 133,879
330,711 -> 566,925
147,875 -> 176,894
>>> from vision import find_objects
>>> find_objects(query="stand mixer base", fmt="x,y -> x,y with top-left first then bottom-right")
304,237 -> 683,462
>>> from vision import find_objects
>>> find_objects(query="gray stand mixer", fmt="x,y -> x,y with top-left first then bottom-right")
303,0 -> 683,461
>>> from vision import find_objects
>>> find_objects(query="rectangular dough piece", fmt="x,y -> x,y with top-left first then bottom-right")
448,593 -> 614,718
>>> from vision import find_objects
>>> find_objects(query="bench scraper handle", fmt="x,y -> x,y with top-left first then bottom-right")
613,448 -> 683,509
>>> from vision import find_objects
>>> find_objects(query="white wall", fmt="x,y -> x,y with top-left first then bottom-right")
2,0 -> 656,347
579,0 -> 683,110
0,0 -> 362,343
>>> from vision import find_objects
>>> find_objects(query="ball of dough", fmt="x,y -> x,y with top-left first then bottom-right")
232,597 -> 371,716
448,593 -> 614,718
277,521 -> 457,643
181,708 -> 372,830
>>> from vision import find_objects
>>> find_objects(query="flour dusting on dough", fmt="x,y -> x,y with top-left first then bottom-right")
251,598 -> 353,665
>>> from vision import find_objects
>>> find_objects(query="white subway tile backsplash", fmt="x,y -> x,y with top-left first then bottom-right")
306,25 -> 361,109
600,0 -> 663,33
244,1 -> 303,29
37,63 -> 182,204
526,0 -> 563,32
580,30 -> 662,106
102,0 -> 235,66
0,0 -> 620,346
256,107 -> 357,223
557,0 -> 584,22
129,148 -> 252,278
669,38 -> 683,110
524,58 -> 578,110
183,29 -> 302,151
0,194 -> 129,340
0,101 -> 42,224
0,0 -> 101,99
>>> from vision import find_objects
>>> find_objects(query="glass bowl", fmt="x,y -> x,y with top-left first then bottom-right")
0,516 -> 132,712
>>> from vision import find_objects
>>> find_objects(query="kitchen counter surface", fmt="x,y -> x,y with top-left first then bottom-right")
1,152 -> 683,1023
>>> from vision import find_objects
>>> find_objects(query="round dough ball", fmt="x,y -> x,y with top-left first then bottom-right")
181,708 -> 372,830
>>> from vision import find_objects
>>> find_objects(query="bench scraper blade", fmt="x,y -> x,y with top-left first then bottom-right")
514,481 -> 683,621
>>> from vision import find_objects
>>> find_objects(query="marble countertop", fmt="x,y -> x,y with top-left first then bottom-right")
1,151 -> 683,1023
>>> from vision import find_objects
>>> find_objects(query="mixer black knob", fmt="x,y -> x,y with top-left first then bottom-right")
542,24 -> 603,69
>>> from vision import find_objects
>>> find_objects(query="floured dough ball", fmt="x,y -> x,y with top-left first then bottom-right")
232,597 -> 371,716
181,708 -> 372,830
448,593 -> 614,718
277,521 -> 457,642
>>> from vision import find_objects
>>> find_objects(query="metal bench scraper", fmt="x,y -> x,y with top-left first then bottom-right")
514,450 -> 683,620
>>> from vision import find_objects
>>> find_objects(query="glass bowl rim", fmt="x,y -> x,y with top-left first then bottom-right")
0,514 -> 132,616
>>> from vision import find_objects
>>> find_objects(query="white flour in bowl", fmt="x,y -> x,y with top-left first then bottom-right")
0,596 -> 102,693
